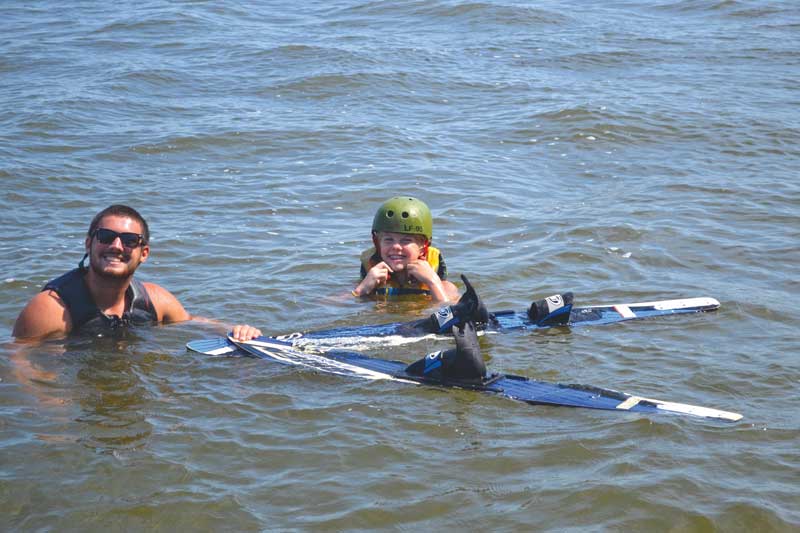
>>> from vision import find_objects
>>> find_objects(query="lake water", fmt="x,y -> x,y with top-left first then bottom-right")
1,1 -> 798,530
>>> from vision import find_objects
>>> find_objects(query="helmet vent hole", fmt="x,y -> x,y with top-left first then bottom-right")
402,211 -> 409,218
386,210 -> 394,218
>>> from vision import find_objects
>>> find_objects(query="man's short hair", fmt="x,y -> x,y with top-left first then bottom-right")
88,205 -> 150,245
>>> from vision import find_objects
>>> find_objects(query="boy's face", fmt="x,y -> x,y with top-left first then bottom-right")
377,231 -> 426,271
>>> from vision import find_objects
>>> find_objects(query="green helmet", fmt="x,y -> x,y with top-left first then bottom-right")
371,196 -> 433,241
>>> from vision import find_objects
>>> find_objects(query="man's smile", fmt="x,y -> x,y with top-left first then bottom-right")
100,252 -> 129,263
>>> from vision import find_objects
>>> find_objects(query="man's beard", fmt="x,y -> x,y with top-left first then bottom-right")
89,252 -> 138,279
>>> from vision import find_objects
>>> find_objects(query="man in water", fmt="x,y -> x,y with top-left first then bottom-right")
13,204 -> 191,339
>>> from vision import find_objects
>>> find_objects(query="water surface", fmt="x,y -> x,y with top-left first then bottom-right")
1,1 -> 798,530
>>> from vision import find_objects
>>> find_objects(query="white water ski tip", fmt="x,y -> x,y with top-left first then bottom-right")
615,394 -> 742,422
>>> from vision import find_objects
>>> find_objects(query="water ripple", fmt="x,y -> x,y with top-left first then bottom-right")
1,0 -> 798,530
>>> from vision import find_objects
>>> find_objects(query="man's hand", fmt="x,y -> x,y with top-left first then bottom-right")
230,324 -> 262,342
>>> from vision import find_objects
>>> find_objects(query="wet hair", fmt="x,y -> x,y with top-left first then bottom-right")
87,205 -> 150,245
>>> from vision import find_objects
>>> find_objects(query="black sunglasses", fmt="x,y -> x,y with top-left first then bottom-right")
91,228 -> 144,248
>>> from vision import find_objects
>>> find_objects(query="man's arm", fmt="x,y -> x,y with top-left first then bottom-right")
143,282 -> 192,324
144,282 -> 255,335
12,291 -> 71,339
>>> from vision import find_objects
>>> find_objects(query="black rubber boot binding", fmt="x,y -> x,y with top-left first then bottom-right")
397,274 -> 493,335
527,292 -> 574,326
405,321 -> 486,382
428,275 -> 492,333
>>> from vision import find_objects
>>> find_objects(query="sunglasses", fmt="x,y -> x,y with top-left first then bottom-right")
91,228 -> 145,248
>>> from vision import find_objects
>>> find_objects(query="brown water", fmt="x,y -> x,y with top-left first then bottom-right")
1,1 -> 798,530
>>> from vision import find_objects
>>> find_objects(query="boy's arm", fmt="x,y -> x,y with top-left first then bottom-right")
426,278 -> 458,303
352,262 -> 392,297
406,261 -> 458,303
441,279 -> 460,302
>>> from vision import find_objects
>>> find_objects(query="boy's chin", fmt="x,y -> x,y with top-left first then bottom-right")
386,261 -> 407,271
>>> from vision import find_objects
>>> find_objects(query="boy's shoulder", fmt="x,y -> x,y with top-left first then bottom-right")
427,246 -> 446,279
359,246 -> 379,278
360,246 -> 379,265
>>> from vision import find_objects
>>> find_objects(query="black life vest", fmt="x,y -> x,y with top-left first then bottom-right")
42,267 -> 158,334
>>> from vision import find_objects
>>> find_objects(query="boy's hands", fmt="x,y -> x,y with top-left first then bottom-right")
353,261 -> 393,296
407,260 -> 454,302
368,261 -> 394,285
405,260 -> 438,286
353,259 -> 456,302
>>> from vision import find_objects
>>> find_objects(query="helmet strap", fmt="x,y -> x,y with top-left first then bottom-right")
371,231 -> 380,254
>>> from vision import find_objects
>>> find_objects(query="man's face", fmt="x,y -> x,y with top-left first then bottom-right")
85,215 -> 149,279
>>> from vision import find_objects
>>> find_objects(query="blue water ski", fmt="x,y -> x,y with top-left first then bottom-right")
188,335 -> 741,422
187,296 -> 720,356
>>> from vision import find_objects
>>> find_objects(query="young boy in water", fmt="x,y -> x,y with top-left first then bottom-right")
231,196 -> 460,341
352,196 -> 459,303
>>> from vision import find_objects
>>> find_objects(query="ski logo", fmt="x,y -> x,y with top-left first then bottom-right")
435,306 -> 456,331
275,332 -> 304,341
425,350 -> 444,373
546,295 -> 565,312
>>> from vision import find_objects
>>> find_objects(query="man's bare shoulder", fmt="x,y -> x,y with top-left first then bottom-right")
141,281 -> 191,323
13,290 -> 71,339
